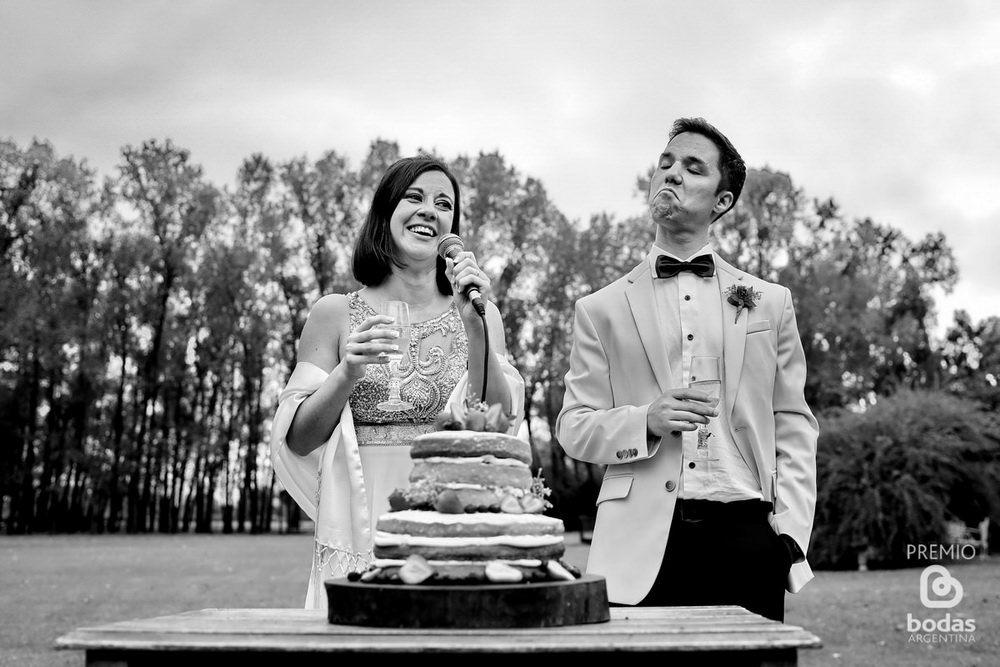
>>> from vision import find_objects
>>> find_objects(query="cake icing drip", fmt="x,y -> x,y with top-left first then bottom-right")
374,532 -> 563,548
419,455 -> 527,467
380,509 -> 562,527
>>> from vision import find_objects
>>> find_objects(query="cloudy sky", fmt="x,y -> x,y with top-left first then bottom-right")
2,0 -> 998,337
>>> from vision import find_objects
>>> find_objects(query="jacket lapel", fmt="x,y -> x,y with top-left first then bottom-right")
716,260 -> 761,487
718,265 -> 748,417
625,262 -> 673,394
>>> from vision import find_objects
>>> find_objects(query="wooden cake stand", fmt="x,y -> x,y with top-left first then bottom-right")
326,574 -> 610,628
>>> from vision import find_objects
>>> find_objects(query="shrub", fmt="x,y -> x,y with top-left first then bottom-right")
811,389 -> 1000,569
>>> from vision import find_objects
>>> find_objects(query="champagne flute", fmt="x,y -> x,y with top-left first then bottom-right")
376,301 -> 413,412
689,356 -> 721,449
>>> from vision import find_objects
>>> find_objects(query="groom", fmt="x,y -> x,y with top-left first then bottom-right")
556,117 -> 818,622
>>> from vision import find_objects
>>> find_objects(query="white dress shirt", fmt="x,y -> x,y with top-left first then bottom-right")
647,243 -> 762,502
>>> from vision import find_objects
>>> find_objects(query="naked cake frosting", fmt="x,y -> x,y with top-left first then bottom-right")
352,403 -> 578,584
327,401 -> 609,628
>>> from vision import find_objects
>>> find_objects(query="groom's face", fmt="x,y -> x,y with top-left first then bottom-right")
647,132 -> 730,228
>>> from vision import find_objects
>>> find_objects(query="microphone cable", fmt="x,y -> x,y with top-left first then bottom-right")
478,306 -> 489,403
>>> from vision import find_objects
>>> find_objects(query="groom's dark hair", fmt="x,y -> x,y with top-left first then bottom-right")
670,117 -> 746,219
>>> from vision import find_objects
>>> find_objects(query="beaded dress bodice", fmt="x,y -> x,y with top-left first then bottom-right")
348,291 -> 468,425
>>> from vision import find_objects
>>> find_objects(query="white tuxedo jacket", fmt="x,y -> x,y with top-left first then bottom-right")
556,254 -> 818,604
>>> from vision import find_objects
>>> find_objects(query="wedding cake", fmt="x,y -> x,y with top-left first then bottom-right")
325,401 -> 609,628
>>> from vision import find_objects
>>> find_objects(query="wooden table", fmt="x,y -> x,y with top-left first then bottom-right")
57,605 -> 822,666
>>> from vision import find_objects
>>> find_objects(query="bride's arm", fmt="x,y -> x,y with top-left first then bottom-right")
286,294 -> 396,455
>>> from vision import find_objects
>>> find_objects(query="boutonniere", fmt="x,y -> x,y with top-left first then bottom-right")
725,284 -> 762,324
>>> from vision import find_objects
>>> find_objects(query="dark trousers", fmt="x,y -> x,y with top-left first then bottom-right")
635,499 -> 791,622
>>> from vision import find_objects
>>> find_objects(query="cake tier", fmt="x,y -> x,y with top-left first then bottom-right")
374,542 -> 563,561
410,430 -> 532,465
372,558 -> 546,574
427,484 -> 517,510
367,558 -> 575,584
374,510 -> 565,561
376,509 -> 564,537
389,478 -> 532,513
410,459 -> 532,489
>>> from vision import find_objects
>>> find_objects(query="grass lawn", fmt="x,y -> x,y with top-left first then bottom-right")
2,533 -> 997,666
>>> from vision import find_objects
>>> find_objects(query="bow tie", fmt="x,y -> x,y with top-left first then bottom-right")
655,254 -> 715,279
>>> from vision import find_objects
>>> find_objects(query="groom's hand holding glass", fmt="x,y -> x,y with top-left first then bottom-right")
644,369 -> 720,439
688,356 -> 721,448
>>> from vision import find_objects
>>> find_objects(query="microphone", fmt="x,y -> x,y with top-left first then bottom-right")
437,233 -> 486,316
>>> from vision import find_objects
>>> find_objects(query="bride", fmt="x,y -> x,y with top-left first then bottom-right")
269,156 -> 524,609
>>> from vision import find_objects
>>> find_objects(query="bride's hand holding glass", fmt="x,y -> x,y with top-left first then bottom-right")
375,301 -> 412,411
341,313 -> 402,384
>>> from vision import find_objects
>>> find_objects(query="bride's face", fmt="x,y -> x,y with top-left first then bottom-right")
389,170 -> 455,263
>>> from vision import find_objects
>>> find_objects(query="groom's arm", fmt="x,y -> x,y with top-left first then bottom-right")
770,287 -> 819,560
556,299 -> 655,465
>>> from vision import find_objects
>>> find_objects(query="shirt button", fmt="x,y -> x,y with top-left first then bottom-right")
686,334 -> 694,341
665,480 -> 676,492
688,462 -> 696,469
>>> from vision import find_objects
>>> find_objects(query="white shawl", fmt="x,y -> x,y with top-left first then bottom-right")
270,359 -> 525,609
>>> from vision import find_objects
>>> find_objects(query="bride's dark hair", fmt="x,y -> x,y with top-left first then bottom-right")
352,156 -> 462,296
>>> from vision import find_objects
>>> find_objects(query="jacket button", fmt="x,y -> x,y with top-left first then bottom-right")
665,480 -> 676,492
670,430 -> 681,437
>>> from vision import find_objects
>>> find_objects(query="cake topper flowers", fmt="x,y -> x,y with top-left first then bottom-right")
725,284 -> 762,323
434,398 -> 512,432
